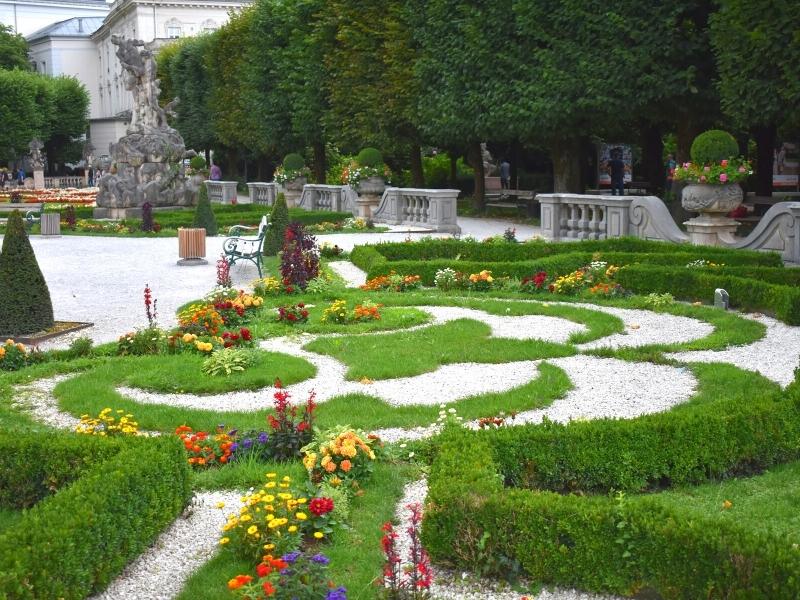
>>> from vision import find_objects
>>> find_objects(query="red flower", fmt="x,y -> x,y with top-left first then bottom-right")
256,562 -> 271,578
309,497 -> 334,516
240,328 -> 252,341
262,581 -> 276,596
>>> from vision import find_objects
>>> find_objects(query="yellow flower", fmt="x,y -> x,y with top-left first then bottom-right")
219,537 -> 230,545
295,512 -> 307,521
263,544 -> 275,551
266,472 -> 276,478
268,519 -> 281,529
216,502 -> 225,509
314,532 -> 324,539
288,525 -> 298,533
247,525 -> 258,535
265,481 -> 276,488
282,475 -> 291,482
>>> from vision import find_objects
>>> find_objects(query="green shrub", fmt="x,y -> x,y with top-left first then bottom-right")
202,347 -> 255,376
423,374 -> 800,597
0,210 -> 54,335
0,433 -> 191,599
615,264 -> 800,324
263,193 -> 289,256
192,183 -> 218,236
690,129 -> 740,164
283,153 -> 306,171
356,147 -> 383,167
189,155 -> 207,170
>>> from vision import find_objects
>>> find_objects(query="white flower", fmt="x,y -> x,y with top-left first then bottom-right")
399,443 -> 407,448
448,408 -> 456,414
408,452 -> 415,459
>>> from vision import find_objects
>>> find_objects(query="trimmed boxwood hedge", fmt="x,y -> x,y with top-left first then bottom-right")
615,264 -> 800,324
423,375 -> 800,597
0,433 -> 191,599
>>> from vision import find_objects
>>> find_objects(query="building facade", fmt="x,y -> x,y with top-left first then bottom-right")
1,0 -> 107,36
25,0 -> 248,162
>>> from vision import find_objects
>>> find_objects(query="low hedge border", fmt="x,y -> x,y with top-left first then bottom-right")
0,433 -> 191,599
363,238 -> 782,266
615,264 -> 800,324
423,430 -> 800,597
423,373 -> 800,597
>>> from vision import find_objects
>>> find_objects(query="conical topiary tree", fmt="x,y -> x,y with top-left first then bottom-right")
0,211 -> 54,335
192,184 -> 218,236
263,193 -> 289,256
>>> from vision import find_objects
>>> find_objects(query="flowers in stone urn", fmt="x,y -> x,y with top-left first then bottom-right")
273,153 -> 311,185
341,147 -> 391,188
186,155 -> 209,178
673,129 -> 752,185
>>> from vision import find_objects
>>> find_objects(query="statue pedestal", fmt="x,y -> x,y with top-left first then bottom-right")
684,214 -> 739,246
33,170 -> 44,190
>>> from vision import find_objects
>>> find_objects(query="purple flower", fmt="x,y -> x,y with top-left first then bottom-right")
242,438 -> 253,449
326,587 -> 347,600
282,551 -> 301,564
230,442 -> 239,452
257,432 -> 269,444
228,429 -> 238,437
311,553 -> 330,565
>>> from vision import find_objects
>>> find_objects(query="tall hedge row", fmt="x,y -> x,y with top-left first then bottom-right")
0,434 -> 192,599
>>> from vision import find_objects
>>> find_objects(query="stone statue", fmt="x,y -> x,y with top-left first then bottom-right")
95,36 -> 194,217
29,139 -> 45,170
481,142 -> 497,176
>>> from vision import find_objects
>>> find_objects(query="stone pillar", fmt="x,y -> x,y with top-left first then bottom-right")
538,195 -> 563,240
33,170 -> 44,190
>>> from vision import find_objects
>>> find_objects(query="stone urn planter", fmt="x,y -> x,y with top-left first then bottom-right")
355,176 -> 386,218
283,176 -> 307,208
681,182 -> 743,246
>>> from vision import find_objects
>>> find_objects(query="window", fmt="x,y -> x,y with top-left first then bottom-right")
167,25 -> 181,38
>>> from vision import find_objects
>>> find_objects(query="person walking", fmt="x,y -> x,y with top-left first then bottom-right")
499,158 -> 511,190
16,167 -> 25,185
607,148 -> 625,196
665,153 -> 677,193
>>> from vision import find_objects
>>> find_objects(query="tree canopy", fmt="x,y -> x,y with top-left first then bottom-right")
0,24 -> 29,71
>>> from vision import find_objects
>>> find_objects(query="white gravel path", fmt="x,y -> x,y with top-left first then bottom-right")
10,374 -> 81,430
666,313 -> 800,387
327,260 -> 368,287
394,479 -> 622,600
89,490 -> 239,600
373,356 -> 697,442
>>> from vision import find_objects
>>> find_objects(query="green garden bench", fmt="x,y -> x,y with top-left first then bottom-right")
222,215 -> 269,277
0,203 -> 43,227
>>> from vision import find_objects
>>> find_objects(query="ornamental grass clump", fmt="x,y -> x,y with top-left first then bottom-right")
202,347 -> 255,377
0,210 -> 54,335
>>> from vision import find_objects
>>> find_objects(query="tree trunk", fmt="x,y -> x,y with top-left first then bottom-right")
550,136 -> 582,193
753,125 -> 775,197
312,140 -> 327,184
467,141 -> 485,211
675,117 -> 699,164
449,153 -> 457,187
641,124 -> 664,191
409,144 -> 424,187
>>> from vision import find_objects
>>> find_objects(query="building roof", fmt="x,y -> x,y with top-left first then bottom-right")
27,16 -> 105,42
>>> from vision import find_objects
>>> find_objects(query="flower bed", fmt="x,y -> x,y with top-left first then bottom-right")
0,188 -> 97,204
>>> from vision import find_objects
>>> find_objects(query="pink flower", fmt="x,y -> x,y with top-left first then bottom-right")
738,166 -> 747,173
720,159 -> 728,167
683,162 -> 691,168
703,166 -> 711,172
719,173 -> 728,183
700,175 -> 707,183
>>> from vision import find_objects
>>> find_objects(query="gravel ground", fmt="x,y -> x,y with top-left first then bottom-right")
327,260 -> 368,287
10,374 -> 81,430
667,312 -> 800,387
89,490 -> 239,600
394,479 -> 622,600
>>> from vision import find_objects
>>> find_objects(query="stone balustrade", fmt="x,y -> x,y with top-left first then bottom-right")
44,176 -> 85,189
732,202 -> 800,264
372,187 -> 461,233
204,180 -> 238,204
247,182 -> 277,206
297,184 -> 347,212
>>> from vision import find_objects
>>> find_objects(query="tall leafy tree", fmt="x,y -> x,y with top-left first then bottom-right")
168,35 -> 216,153
0,24 -> 29,71
414,0 -> 518,206
43,76 -> 89,169
0,70 -> 47,162
710,0 -> 800,195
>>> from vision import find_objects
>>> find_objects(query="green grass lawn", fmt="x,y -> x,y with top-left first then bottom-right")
305,318 -> 575,381
120,351 -> 315,394
0,507 -> 23,534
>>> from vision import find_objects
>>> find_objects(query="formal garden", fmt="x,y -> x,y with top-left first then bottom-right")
2,198 -> 800,598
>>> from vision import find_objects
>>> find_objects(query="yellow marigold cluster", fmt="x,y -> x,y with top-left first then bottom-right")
253,277 -> 283,295
219,473 -> 319,561
551,269 -> 586,295
75,408 -> 139,436
178,304 -> 225,335
0,339 -> 26,360
236,293 -> 263,309
321,299 -> 348,323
